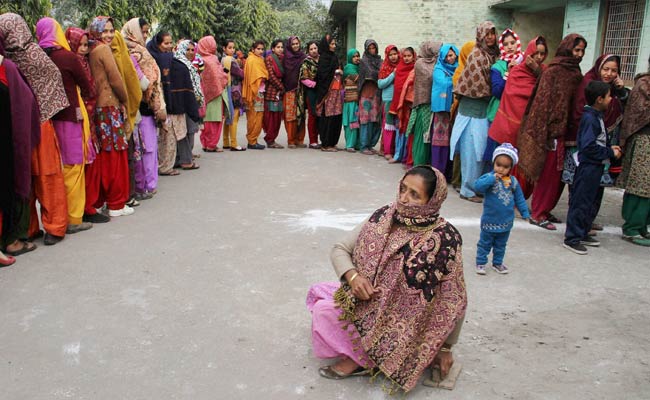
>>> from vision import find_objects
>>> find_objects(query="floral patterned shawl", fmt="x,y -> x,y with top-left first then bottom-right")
454,21 -> 500,99
335,167 -> 467,392
0,12 -> 69,122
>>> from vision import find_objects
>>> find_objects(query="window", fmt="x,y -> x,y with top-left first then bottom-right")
602,0 -> 646,82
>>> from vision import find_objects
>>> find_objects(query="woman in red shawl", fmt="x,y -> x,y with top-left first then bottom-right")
283,36 -> 307,148
263,39 -> 285,148
197,35 -> 229,153
388,47 -> 416,163
377,45 -> 400,159
563,54 -> 627,231
488,36 -> 548,198
518,33 -> 587,231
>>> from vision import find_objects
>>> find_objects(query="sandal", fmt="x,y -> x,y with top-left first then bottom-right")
309,144 -> 321,149
159,170 -> 180,176
622,235 -> 650,247
529,218 -> 556,231
230,146 -> 246,151
202,147 -> 218,153
547,214 -> 563,223
460,195 -> 483,203
181,163 -> 200,170
5,240 -> 37,257
318,365 -> 371,380
591,222 -> 604,231
0,254 -> 16,266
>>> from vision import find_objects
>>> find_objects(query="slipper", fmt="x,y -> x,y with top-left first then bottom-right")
215,148 -> 224,153
318,365 -> 371,380
460,195 -> 483,203
622,235 -> 650,247
530,218 -> 556,231
230,146 -> 246,151
202,147 -> 218,153
182,163 -> 200,170
5,241 -> 37,257
547,214 -> 563,223
159,170 -> 180,176
0,254 -> 16,266
591,222 -> 604,231
423,362 -> 463,390
309,144 -> 321,149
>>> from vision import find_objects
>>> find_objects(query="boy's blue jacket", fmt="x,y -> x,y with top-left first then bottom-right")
577,106 -> 615,165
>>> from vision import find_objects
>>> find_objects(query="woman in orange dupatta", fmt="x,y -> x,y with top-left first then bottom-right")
243,39 -> 269,149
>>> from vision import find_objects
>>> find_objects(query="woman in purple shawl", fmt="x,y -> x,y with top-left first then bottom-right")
0,38 -> 41,260
283,36 -> 307,148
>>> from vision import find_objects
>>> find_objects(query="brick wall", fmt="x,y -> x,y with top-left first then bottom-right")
353,0 -> 512,55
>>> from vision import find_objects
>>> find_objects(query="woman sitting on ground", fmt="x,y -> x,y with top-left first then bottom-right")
306,165 -> 467,393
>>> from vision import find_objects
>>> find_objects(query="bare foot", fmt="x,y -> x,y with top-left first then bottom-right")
332,357 -> 361,375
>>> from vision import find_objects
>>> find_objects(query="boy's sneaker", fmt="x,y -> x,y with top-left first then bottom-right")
476,264 -> 487,275
580,236 -> 600,247
492,264 -> 509,274
563,242 -> 588,255
108,205 -> 135,217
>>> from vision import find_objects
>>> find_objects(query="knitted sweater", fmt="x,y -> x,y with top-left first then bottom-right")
474,172 -> 530,232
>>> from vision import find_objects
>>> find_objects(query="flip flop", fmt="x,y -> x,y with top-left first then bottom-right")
547,214 -> 563,223
182,163 -> 200,170
5,241 -> 37,257
530,218 -> 556,231
159,170 -> 180,176
318,365 -> 371,380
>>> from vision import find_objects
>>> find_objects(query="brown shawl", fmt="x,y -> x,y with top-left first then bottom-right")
335,167 -> 467,393
122,18 -> 163,111
0,13 -> 69,123
517,33 -> 585,183
620,72 -> 650,147
454,21 -> 499,99
412,40 -> 441,107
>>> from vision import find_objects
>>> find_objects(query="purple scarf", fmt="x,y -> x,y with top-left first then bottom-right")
282,36 -> 307,91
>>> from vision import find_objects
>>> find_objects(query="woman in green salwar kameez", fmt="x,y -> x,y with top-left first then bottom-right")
618,56 -> 650,247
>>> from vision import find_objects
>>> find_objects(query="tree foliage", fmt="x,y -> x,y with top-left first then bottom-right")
157,0 -> 217,40
0,0 -> 52,32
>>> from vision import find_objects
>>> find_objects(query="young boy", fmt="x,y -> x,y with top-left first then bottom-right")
474,143 -> 530,274
563,81 -> 623,254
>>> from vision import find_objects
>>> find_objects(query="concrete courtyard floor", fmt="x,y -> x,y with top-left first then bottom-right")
1,123 -> 649,399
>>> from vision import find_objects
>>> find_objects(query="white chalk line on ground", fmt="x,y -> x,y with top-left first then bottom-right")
274,209 -> 622,235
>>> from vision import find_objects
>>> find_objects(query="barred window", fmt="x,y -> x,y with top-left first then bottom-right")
602,0 -> 646,82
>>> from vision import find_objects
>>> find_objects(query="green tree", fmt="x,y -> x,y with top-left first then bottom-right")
0,0 -> 52,32
157,0 -> 216,40
72,0 -> 161,29
276,0 -> 329,44
232,0 -> 280,51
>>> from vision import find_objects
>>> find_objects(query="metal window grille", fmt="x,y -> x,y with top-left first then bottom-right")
602,0 -> 646,82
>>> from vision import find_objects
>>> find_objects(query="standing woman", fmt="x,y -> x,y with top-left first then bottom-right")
0,37 -> 41,257
122,18 -> 166,198
0,13 -> 70,246
147,32 -> 178,175
488,36 -> 548,198
35,17 -> 94,234
618,56 -> 650,246
450,22 -> 500,203
484,29 -> 523,159
342,48 -> 360,152
389,47 -> 416,163
243,40 -> 268,150
283,36 -> 307,148
197,36 -> 229,154
357,39 -> 382,154
298,40 -> 320,149
430,44 -> 459,175
518,34 -> 587,230
315,35 -> 343,152
86,16 -> 133,216
222,39 -> 246,151
263,39 -> 285,148
175,39 -> 205,164
408,40 -> 441,166
377,45 -> 400,160
449,41 -> 476,191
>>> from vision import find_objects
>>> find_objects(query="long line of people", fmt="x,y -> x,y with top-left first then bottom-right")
1,13 -> 649,268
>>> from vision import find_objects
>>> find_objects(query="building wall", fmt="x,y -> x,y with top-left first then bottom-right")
353,0 -> 512,55
512,7 -> 565,65
563,0 -> 607,72
637,1 -> 650,75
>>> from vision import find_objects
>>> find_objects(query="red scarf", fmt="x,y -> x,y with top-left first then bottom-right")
378,44 -> 399,79
389,49 -> 416,114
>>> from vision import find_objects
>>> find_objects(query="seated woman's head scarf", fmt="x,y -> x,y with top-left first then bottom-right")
175,39 -> 204,106
0,12 -> 68,123
335,166 -> 467,392
455,21 -> 500,98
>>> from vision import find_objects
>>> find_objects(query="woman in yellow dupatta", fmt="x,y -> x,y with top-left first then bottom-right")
243,39 -> 269,149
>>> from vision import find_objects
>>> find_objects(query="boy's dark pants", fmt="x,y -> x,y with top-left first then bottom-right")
565,163 -> 604,245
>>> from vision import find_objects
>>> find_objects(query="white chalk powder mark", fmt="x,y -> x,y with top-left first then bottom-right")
19,307 -> 45,332
63,342 -> 81,365
294,385 -> 306,395
236,383 -> 247,390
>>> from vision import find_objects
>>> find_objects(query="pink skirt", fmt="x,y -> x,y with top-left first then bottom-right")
306,282 -> 374,367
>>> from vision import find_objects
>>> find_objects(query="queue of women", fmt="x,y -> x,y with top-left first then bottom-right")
1,10 -> 649,393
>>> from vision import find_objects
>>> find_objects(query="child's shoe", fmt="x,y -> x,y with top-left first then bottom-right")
476,265 -> 487,275
492,264 -> 509,274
